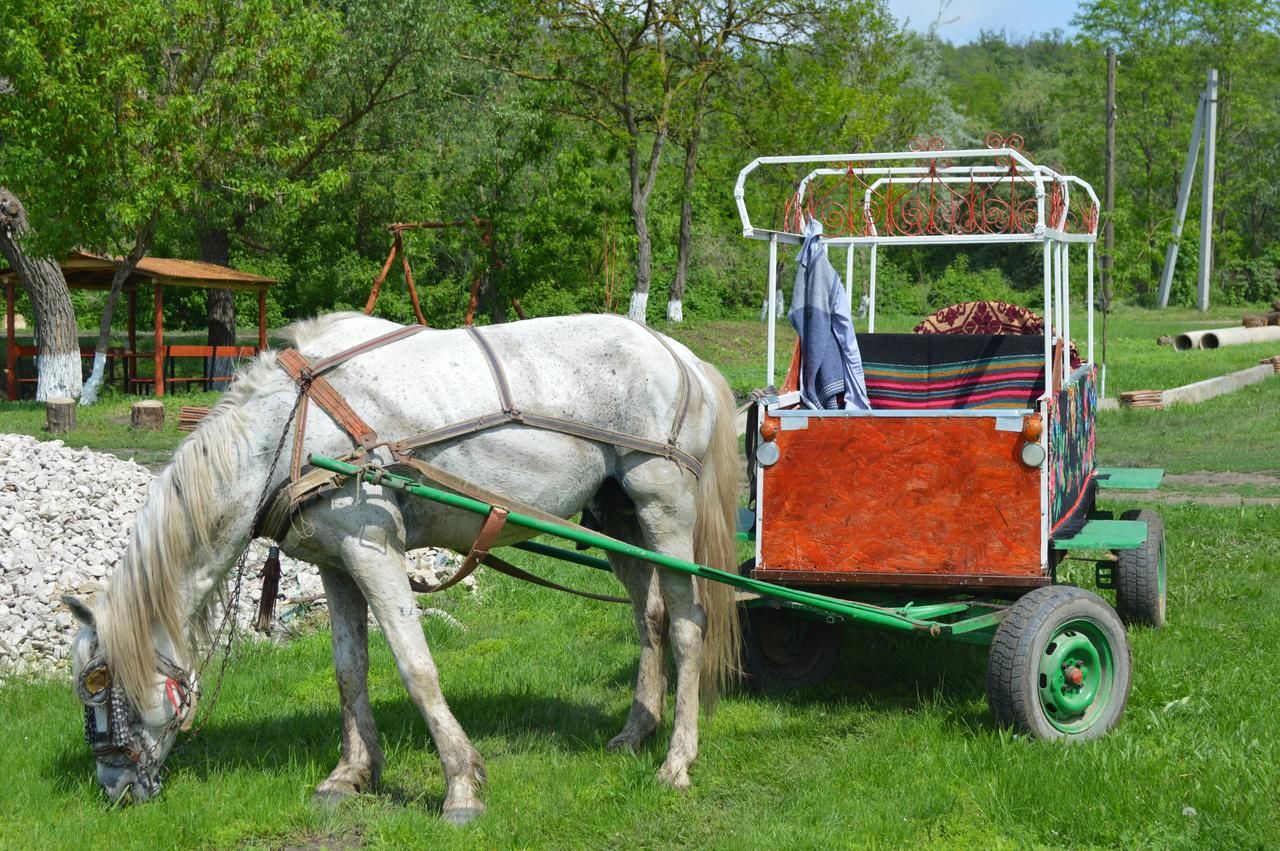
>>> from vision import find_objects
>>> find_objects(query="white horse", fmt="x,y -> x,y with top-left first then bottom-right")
63,312 -> 741,823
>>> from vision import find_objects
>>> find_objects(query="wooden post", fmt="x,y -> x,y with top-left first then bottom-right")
153,284 -> 164,397
127,287 -> 137,393
5,281 -> 16,401
1102,47 -> 1116,309
131,399 -> 164,430
45,397 -> 76,433
257,288 -> 267,350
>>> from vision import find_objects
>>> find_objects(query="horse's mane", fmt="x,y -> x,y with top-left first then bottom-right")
95,315 -> 371,709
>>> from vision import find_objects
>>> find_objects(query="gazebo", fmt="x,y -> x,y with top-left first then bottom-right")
3,251 -> 278,400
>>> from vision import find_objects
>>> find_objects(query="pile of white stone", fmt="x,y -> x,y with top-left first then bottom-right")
0,433 -> 467,679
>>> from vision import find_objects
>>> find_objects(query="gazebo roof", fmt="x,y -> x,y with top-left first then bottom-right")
1,251 -> 279,291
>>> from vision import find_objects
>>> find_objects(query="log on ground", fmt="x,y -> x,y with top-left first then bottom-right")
130,400 -> 165,430
44,397 -> 76,433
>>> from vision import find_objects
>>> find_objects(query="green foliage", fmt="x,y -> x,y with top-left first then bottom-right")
1217,251 -> 1280,306
925,254 -> 1019,310
0,0 -> 341,258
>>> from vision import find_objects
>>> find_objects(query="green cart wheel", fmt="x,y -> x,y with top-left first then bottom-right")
1114,508 -> 1167,628
738,560 -> 841,691
986,585 -> 1131,741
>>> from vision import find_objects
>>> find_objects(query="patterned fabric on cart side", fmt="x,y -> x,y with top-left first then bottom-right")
1048,366 -> 1098,535
859,333 -> 1045,410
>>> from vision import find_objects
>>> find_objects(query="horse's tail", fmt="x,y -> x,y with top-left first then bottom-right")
693,362 -> 743,712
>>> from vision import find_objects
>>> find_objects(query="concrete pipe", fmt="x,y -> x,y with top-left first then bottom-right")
1201,325 -> 1280,349
1174,330 -> 1213,350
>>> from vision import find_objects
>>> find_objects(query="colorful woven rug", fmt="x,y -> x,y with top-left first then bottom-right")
913,300 -> 1080,367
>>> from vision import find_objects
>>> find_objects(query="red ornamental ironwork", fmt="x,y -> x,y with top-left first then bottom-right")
780,132 -> 1097,238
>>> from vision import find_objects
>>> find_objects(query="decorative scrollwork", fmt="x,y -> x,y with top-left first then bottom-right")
777,133 -> 1094,239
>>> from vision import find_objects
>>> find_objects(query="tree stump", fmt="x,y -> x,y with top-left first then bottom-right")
131,400 -> 165,431
45,397 -> 76,433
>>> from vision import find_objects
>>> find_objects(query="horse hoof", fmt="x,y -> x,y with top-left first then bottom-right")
442,804 -> 485,826
657,766 -> 691,791
606,732 -> 641,753
312,782 -> 358,808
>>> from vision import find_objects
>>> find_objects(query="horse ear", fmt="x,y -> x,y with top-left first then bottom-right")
62,595 -> 96,627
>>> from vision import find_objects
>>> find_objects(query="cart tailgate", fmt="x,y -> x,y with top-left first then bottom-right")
761,414 -> 1042,578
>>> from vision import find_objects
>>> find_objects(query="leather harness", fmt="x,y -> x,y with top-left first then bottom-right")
254,321 -> 702,602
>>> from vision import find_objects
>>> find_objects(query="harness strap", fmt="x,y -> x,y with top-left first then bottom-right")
632,319 -> 695,445
278,348 -> 378,442
477,554 -> 629,604
466,325 -> 518,415
309,323 -> 428,378
411,504 -> 509,593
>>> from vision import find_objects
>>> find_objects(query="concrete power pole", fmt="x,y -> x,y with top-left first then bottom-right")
1197,69 -> 1218,311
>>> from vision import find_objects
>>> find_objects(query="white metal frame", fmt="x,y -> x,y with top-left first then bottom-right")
738,147 -> 1101,574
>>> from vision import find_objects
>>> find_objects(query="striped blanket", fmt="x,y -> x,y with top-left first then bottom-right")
859,333 -> 1045,410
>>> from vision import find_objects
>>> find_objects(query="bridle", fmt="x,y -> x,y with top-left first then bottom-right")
77,644 -> 198,799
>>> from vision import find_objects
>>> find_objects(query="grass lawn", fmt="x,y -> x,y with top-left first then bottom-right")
1,502 -> 1277,848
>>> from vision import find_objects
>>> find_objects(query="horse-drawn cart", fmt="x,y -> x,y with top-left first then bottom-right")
311,137 -> 1167,744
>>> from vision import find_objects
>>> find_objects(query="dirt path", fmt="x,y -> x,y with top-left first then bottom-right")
1107,471 -> 1280,506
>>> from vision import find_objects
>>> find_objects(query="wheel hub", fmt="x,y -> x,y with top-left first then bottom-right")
1038,622 -> 1111,728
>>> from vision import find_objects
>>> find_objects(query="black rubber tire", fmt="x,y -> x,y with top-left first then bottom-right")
738,560 -> 841,692
1115,509 -> 1167,628
986,585 -> 1132,742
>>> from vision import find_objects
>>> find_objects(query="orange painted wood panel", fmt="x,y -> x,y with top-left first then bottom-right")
761,415 -> 1041,577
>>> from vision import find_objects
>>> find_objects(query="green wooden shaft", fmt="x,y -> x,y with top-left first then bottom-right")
308,454 -> 934,634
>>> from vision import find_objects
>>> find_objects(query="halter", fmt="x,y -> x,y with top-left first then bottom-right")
77,644 -> 197,798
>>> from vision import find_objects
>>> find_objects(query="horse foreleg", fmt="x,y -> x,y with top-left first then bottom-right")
606,557 -> 667,752
314,565 -> 385,804
345,546 -> 487,825
654,570 -> 706,791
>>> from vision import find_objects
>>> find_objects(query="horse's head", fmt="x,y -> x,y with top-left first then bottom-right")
63,595 -> 199,804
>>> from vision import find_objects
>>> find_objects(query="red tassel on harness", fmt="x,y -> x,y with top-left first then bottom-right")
254,546 -> 281,633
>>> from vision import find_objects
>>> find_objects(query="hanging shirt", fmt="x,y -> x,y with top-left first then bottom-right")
788,218 -> 871,411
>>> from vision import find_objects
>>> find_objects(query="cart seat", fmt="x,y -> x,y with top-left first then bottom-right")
858,333 -> 1045,410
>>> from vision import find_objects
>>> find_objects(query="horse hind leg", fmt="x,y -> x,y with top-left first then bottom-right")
335,529 -> 486,825
314,565 -> 385,804
620,461 -> 706,791
605,551 -> 667,753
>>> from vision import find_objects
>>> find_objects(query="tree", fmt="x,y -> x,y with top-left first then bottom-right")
0,189 -> 82,399
664,0 -> 905,321
490,0 -> 696,323
0,0 -> 338,402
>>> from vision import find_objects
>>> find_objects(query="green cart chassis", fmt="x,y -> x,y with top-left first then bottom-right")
309,454 -> 1161,648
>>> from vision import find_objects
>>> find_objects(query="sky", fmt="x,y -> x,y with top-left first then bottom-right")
886,0 -> 1084,44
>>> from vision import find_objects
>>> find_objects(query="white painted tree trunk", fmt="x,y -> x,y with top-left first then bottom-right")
666,298 -> 683,322
628,291 -> 649,324
79,352 -> 108,405
34,351 -> 82,402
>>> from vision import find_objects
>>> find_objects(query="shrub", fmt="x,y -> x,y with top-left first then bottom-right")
925,254 -> 1018,310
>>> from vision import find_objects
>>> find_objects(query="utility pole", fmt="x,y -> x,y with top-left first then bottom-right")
1157,68 -> 1218,309
1197,69 -> 1218,311
1102,48 -> 1116,312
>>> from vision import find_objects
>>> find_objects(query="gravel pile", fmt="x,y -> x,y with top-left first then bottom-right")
0,434 -> 467,679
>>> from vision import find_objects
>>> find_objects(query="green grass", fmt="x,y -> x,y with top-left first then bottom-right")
2,504 -> 1277,848
0,391 -> 221,467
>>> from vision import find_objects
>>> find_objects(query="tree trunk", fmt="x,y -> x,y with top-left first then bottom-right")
669,86 -> 708,324
0,188 -> 82,400
200,225 -> 237,382
81,216 -> 156,404
627,130 -> 666,324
